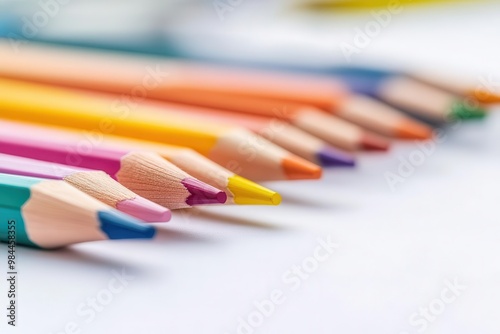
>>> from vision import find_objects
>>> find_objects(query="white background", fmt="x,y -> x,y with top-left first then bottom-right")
2,1 -> 500,333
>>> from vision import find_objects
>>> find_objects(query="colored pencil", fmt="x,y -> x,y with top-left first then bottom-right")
0,120 -> 282,206
0,173 -> 155,248
324,67 -> 487,124
123,100 -> 356,166
0,78 -> 322,181
93,135 -> 283,205
0,122 -> 227,209
133,66 -> 430,142
151,93 -> 390,151
0,153 -> 171,222
0,41 -> 430,140
408,69 -> 500,104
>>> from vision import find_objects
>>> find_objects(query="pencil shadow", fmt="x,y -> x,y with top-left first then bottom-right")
281,195 -> 318,207
16,246 -> 137,270
195,208 -> 286,230
152,225 -> 215,244
280,193 -> 334,209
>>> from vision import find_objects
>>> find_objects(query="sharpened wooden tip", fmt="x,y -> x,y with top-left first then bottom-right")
65,171 -> 171,222
116,151 -> 223,209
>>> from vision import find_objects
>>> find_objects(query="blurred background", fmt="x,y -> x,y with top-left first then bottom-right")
2,0 -> 500,70
1,1 -> 500,333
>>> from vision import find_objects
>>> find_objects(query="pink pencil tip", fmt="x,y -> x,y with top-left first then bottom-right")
117,197 -> 172,222
182,178 -> 227,206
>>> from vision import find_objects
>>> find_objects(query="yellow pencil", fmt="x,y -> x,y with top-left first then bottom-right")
0,78 -> 321,182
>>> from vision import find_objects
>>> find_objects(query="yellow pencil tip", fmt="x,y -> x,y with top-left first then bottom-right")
227,175 -> 282,205
270,192 -> 282,206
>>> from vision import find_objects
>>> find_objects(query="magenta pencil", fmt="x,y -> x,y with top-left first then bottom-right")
0,126 -> 227,209
0,153 -> 171,222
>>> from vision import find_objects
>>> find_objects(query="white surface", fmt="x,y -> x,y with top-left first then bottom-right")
2,2 -> 500,334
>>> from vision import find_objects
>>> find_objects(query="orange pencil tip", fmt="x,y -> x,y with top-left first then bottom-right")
397,120 -> 434,140
472,90 -> 500,104
282,156 -> 322,180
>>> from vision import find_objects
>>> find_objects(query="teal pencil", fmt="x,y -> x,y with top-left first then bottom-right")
0,173 -> 156,249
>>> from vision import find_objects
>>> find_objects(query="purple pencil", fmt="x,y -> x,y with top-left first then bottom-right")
0,153 -> 171,222
0,128 -> 227,210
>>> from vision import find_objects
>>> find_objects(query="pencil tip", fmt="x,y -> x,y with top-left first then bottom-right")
450,101 -> 487,120
397,119 -> 434,140
227,175 -> 282,205
117,197 -> 172,222
360,133 -> 390,151
182,178 -> 228,205
282,156 -> 322,180
472,90 -> 500,104
317,146 -> 356,167
98,210 -> 156,240
270,192 -> 282,205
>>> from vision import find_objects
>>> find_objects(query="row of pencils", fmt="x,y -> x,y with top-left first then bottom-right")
0,39 -> 497,249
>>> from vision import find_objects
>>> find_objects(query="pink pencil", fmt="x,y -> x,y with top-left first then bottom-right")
0,123 -> 227,209
0,153 -> 171,222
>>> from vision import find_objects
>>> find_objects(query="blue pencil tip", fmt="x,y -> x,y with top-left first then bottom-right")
98,211 -> 156,240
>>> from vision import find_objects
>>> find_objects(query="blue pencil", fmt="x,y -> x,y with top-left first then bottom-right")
0,173 -> 156,249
